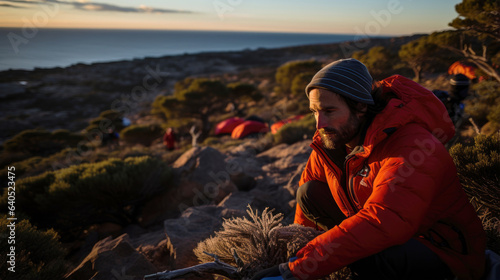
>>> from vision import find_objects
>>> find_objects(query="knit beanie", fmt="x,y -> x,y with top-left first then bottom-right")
306,58 -> 374,104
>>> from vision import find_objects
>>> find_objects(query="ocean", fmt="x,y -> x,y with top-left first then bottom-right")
0,28 -> 361,71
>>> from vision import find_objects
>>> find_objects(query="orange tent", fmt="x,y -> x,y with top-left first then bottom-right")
448,61 -> 476,80
271,115 -> 306,134
215,117 -> 245,135
231,120 -> 268,139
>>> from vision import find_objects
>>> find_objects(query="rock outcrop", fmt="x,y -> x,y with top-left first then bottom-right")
66,234 -> 159,280
70,139 -> 313,278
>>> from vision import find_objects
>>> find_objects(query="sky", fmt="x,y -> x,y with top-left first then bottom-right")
0,0 -> 462,35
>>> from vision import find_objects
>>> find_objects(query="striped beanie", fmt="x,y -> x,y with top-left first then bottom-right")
306,58 -> 374,104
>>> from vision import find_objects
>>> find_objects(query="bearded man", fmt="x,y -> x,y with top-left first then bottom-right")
252,59 -> 486,280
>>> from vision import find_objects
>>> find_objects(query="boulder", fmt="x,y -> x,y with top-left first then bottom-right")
164,206 -> 222,268
284,162 -> 308,197
163,205 -> 245,268
172,146 -> 236,204
66,234 -> 157,280
140,147 -> 237,226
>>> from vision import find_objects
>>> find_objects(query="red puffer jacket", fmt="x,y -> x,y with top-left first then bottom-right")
291,75 -> 486,280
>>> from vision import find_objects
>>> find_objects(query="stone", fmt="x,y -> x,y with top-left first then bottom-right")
163,205 -> 226,268
66,234 -> 157,280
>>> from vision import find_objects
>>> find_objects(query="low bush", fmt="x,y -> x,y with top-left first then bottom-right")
449,134 -> 500,216
194,206 -> 349,279
0,156 -> 174,239
273,114 -> 316,145
121,124 -> 164,146
84,109 -> 126,134
3,129 -> 85,157
0,216 -> 68,280
449,134 -> 500,252
465,81 -> 500,130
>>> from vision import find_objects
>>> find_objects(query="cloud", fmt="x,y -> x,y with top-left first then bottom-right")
0,0 -> 196,14
0,3 -> 24,8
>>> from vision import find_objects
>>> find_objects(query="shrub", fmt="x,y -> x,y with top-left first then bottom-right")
273,114 -> 316,145
352,46 -> 398,80
290,72 -> 314,97
194,206 -> 350,279
0,156 -> 174,238
121,124 -> 164,146
84,109 -> 126,133
0,216 -> 68,280
202,136 -> 221,146
465,81 -> 500,129
449,134 -> 500,216
275,60 -> 322,96
2,129 -> 85,157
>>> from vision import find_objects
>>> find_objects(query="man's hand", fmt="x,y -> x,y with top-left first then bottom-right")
251,257 -> 297,280
251,265 -> 282,280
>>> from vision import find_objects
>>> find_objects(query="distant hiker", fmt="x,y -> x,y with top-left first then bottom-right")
101,128 -> 119,150
432,74 -> 470,125
252,59 -> 485,280
163,127 -> 176,151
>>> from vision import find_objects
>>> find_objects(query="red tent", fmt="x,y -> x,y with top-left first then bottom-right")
215,117 -> 245,135
448,61 -> 476,80
271,115 -> 306,134
231,120 -> 268,139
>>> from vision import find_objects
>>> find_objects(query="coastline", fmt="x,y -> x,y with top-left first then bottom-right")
0,34 -> 422,143
0,28 -> 370,72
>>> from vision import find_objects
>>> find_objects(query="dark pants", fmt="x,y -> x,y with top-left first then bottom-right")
296,180 -> 454,280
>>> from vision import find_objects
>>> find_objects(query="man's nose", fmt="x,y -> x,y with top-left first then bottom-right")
316,112 -> 328,130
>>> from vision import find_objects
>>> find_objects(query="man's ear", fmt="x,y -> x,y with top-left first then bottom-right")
356,103 -> 368,116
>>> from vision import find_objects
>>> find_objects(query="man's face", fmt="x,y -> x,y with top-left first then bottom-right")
309,88 -> 363,150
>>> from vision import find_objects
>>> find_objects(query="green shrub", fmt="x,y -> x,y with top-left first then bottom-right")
275,60 -> 322,96
121,124 -> 164,146
203,136 -> 221,146
0,147 -> 94,185
465,81 -> 500,128
486,103 -> 500,132
352,46 -> 398,80
449,134 -> 500,216
3,129 -> 85,157
0,156 -> 174,238
290,72 -> 314,98
0,217 -> 68,280
273,114 -> 316,145
84,109 -> 126,133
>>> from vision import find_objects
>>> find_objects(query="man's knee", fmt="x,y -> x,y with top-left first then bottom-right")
296,180 -> 330,209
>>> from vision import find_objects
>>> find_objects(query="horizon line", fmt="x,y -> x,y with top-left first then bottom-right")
0,26 -> 429,37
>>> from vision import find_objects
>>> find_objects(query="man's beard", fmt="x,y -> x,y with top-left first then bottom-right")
319,112 -> 362,150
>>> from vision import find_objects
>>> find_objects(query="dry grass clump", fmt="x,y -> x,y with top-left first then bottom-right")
194,206 -> 351,280
478,208 -> 500,254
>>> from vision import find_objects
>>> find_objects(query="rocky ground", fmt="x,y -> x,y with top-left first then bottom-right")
65,139 -> 313,280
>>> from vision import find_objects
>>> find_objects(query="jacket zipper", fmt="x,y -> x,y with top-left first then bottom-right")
311,142 -> 357,215
345,156 -> 360,210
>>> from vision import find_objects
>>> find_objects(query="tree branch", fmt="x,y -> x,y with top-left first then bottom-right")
440,43 -> 500,82
143,251 -> 242,280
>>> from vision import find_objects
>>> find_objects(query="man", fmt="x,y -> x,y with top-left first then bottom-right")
252,59 -> 486,280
